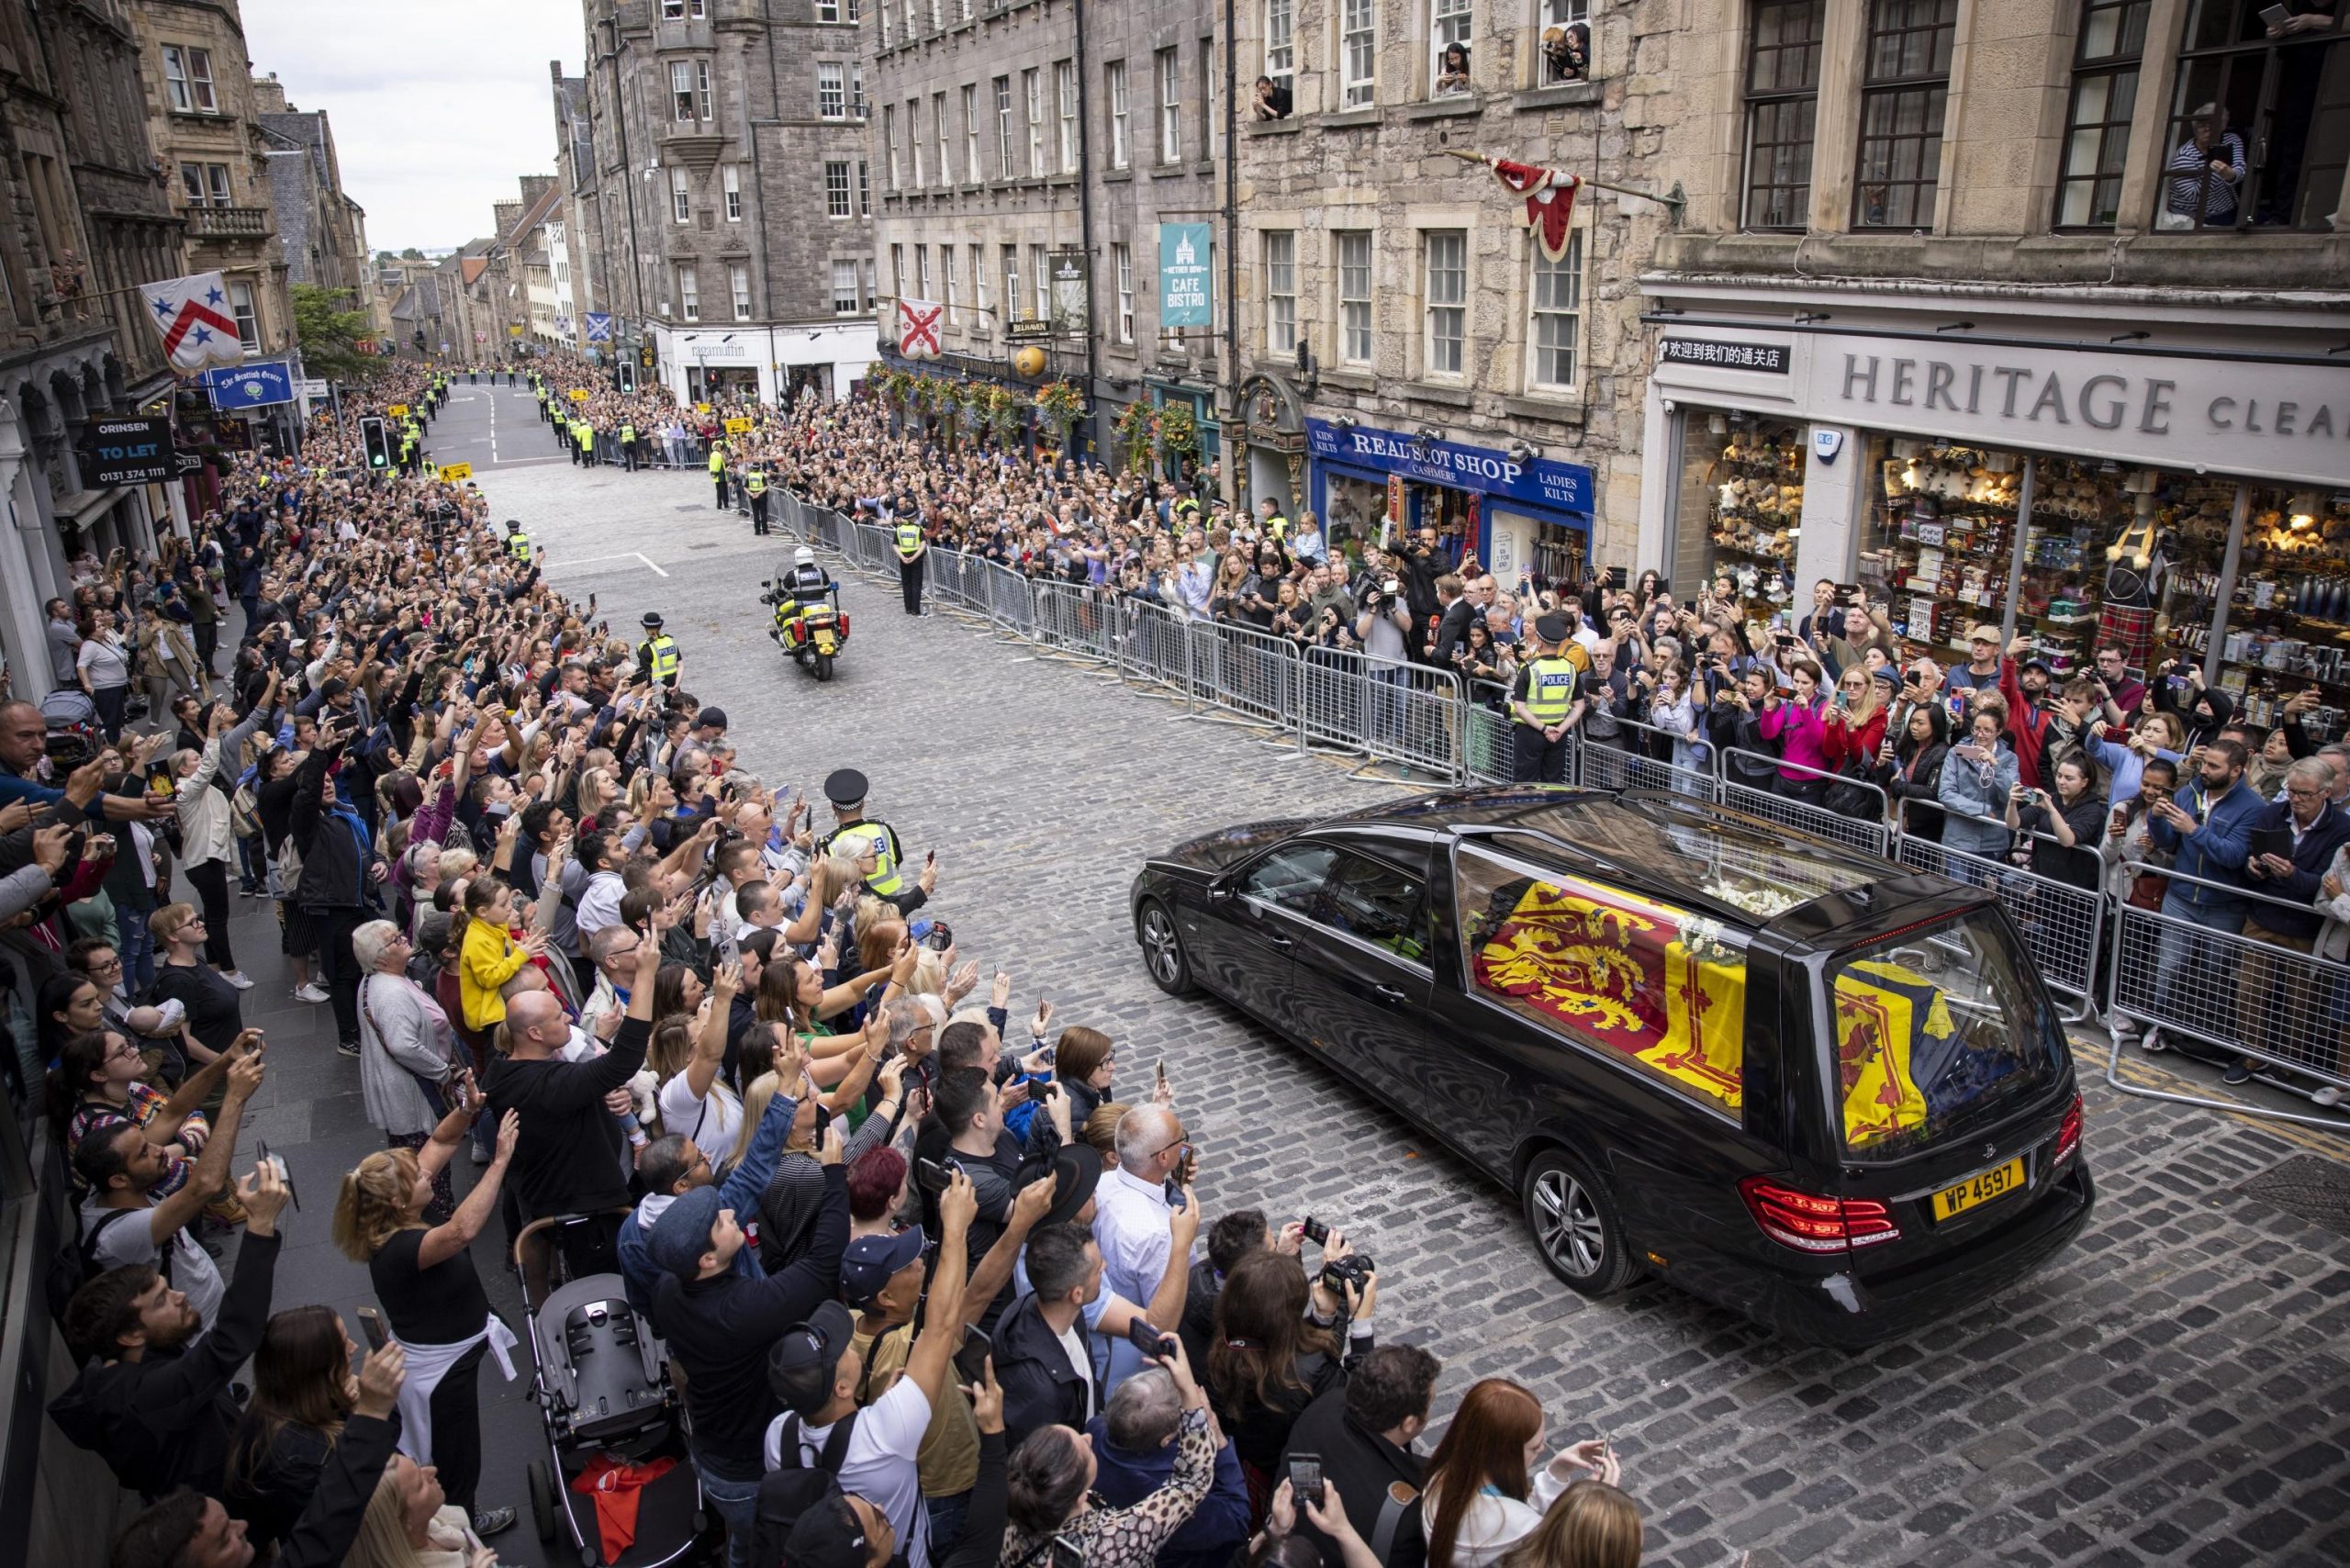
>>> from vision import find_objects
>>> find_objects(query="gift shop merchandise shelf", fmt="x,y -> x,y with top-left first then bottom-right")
2169,486 -> 2350,741
1679,414 -> 1805,629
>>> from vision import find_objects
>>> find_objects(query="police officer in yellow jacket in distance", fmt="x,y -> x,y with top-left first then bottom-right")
573,414 -> 595,467
708,440 -> 728,509
1510,612 -> 1587,783
505,522 -> 532,564
619,420 -> 638,473
893,507 -> 927,616
745,465 -> 770,535
637,611 -> 683,688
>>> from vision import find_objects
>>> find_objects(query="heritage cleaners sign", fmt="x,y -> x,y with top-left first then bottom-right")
1656,329 -> 2350,488
1306,418 -> 1594,513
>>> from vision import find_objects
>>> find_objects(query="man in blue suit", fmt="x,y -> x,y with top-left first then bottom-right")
2228,756 -> 2350,1085
2145,738 -> 2265,1056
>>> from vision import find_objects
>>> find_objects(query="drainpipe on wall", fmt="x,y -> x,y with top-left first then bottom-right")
1074,0 -> 1099,460
1221,0 -> 1239,510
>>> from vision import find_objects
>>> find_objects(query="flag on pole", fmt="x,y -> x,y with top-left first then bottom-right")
140,272 -> 246,373
896,297 -> 944,361
1486,159 -> 1583,263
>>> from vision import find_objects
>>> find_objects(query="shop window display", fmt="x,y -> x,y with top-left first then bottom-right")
1858,442 -> 2120,676
1324,472 -> 1388,560
2168,484 -> 2350,740
1678,412 -> 1804,626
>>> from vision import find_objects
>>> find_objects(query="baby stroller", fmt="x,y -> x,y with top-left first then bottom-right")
515,1211 -> 706,1567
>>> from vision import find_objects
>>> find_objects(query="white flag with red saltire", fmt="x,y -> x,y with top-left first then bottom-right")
896,297 -> 944,361
1489,159 -> 1583,263
140,272 -> 246,373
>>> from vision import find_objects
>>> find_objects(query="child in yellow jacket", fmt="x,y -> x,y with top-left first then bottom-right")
454,878 -> 543,1030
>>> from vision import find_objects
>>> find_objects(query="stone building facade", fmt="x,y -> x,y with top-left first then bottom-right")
251,71 -> 372,308
1228,0 -> 1654,577
124,0 -> 292,361
564,0 -> 878,404
0,0 -> 186,698
867,0 -> 1226,462
1634,0 -> 2350,698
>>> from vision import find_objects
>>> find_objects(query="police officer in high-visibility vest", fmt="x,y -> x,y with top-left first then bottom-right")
637,611 -> 683,689
815,768 -> 931,915
1257,497 -> 1290,542
893,507 -> 927,616
745,465 -> 770,534
619,420 -> 637,472
708,440 -> 728,510
574,415 -> 594,466
506,521 -> 532,564
1509,612 -> 1587,783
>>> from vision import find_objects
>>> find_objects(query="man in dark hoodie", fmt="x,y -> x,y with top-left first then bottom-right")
49,1158 -> 290,1500
1281,1343 -> 1442,1568
650,1118 -> 851,1565
107,1338 -> 408,1568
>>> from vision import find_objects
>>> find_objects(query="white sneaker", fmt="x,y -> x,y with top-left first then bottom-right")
221,970 -> 253,991
2141,1028 -> 2166,1054
293,981 -> 330,1003
2313,1085 -> 2343,1109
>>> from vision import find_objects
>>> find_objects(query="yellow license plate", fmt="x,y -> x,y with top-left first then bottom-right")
1931,1157 -> 2025,1221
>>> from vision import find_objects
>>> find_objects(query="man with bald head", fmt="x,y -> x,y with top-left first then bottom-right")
486,937 -> 660,1218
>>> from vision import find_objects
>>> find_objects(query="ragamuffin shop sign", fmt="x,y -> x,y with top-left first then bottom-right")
1657,333 -> 2350,489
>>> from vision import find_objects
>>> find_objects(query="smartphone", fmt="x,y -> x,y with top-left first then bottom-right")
925,848 -> 936,866
1154,1058 -> 1168,1093
356,1305 -> 388,1351
1302,1215 -> 1330,1246
1125,1317 -> 1176,1359
256,1139 -> 298,1210
952,1324 -> 992,1387
1287,1455 -> 1326,1510
1050,1535 -> 1085,1568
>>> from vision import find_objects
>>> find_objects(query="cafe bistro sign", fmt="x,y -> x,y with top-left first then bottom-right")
1656,331 -> 2350,489
1305,418 -> 1594,513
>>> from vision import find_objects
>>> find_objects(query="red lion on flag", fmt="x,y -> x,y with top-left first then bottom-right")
1487,158 -> 1582,263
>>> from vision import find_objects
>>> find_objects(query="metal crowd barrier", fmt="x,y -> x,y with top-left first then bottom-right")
1889,800 -> 2105,1021
1192,618 -> 1301,729
1116,598 -> 1195,700
1715,750 -> 1893,856
1583,721 -> 1720,801
1031,580 -> 1121,663
1464,681 -> 1516,786
2107,862 -> 2350,1128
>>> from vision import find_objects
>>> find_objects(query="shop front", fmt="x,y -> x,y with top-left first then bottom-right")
1304,418 -> 1595,584
1639,305 -> 2350,735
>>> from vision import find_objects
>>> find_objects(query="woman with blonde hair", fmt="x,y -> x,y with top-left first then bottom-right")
781,855 -> 863,947
1081,1100 -> 1129,1168
1495,1479 -> 1641,1568
1422,1379 -> 1617,1568
331,1087 -> 521,1536
343,1453 -> 498,1568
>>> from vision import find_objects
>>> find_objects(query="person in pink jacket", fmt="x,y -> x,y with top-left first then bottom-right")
1758,659 -> 1835,803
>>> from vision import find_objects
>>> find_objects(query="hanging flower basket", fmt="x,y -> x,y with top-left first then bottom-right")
1113,399 -> 1155,473
1156,401 -> 1201,465
1035,378 -> 1085,437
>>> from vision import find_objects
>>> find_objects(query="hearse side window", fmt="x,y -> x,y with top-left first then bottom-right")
1454,844 -> 1748,1119
1240,843 -> 1337,915
1321,851 -> 1434,966
1826,910 -> 2061,1158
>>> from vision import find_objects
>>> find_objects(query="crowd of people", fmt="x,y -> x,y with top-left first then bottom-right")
476,372 -> 2350,1109
2,356 -> 1653,1568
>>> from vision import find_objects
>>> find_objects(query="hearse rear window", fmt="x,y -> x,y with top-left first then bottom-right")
1455,844 -> 1748,1119
1827,911 -> 2062,1157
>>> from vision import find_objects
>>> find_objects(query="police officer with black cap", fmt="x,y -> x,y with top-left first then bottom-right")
639,611 -> 684,689
815,768 -> 934,914
1509,612 -> 1587,783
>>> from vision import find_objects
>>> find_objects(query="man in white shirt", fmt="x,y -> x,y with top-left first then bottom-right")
571,832 -> 630,942
763,1174 -> 976,1568
1092,1104 -> 1196,1394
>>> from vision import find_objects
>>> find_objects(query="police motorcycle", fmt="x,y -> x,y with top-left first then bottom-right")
761,547 -> 850,682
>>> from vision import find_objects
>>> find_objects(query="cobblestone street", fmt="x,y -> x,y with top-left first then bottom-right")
411,383 -> 2350,1568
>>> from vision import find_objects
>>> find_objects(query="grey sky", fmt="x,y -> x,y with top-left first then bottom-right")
241,0 -> 582,253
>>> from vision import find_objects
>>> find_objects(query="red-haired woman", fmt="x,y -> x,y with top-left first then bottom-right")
1421,1378 -> 1621,1568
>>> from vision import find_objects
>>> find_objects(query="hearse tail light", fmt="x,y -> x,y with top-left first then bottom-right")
1739,1176 -> 1902,1253
2053,1094 -> 2083,1169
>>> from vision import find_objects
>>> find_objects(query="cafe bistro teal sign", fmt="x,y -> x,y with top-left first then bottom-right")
1305,418 -> 1594,513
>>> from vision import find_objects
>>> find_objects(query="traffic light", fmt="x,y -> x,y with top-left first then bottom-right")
360,416 -> 392,471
